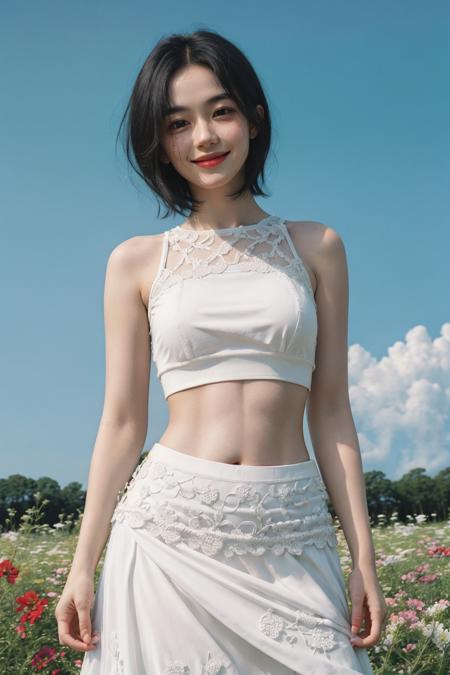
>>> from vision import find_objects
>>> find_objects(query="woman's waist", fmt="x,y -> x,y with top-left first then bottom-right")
111,444 -> 337,557
112,442 -> 332,529
157,427 -> 312,468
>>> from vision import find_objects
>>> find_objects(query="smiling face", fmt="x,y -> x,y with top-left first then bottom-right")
159,64 -> 263,197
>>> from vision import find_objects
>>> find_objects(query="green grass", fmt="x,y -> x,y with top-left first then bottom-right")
0,504 -> 449,674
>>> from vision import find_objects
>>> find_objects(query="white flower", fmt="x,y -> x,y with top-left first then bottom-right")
199,488 -> 220,505
165,662 -> 188,675
415,514 -> 427,524
1,531 -> 19,541
259,608 -> 285,639
148,461 -> 167,479
200,532 -> 223,556
128,511 -> 145,528
425,600 -> 450,616
161,526 -> 182,544
309,627 -> 336,652
203,651 -> 225,674
421,622 -> 434,638
434,626 -> 450,650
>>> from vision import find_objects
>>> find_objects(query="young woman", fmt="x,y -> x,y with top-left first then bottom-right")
55,29 -> 387,674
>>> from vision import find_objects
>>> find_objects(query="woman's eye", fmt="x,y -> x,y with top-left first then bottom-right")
168,120 -> 186,131
215,107 -> 234,117
167,107 -> 235,131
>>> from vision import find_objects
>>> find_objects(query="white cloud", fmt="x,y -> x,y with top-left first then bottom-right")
349,323 -> 450,478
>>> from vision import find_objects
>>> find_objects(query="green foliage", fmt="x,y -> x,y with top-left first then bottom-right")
0,493 -> 449,673
0,476 -> 86,533
321,466 -> 450,525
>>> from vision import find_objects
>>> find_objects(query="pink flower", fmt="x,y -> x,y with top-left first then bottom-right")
406,599 -> 425,611
386,598 -> 397,606
398,610 -> 418,625
418,573 -> 439,584
15,624 -> 26,639
401,571 -> 417,582
402,643 -> 417,652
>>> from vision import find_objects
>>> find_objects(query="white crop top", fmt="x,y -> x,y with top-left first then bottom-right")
148,215 -> 317,399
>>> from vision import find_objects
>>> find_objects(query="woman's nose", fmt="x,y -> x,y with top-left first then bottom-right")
192,120 -> 218,145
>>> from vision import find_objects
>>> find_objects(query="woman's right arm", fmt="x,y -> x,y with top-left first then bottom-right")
55,236 -> 155,651
71,236 -> 152,575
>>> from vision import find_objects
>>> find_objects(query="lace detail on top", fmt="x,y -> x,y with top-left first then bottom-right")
110,453 -> 338,559
149,216 -> 315,312
165,651 -> 229,674
147,215 -> 318,397
258,607 -> 337,655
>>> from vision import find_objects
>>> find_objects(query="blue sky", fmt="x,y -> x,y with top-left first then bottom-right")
1,1 -> 449,490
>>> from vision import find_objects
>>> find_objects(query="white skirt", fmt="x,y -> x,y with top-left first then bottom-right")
81,442 -> 374,674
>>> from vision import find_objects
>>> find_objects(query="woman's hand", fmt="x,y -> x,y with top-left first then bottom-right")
347,564 -> 388,649
54,572 -> 101,653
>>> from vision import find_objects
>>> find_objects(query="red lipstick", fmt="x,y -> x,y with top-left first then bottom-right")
193,152 -> 230,168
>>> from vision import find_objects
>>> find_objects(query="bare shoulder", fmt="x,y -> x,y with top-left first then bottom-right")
108,232 -> 166,310
284,220 -> 346,294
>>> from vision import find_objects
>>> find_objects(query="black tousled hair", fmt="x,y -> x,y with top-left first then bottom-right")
116,28 -> 273,219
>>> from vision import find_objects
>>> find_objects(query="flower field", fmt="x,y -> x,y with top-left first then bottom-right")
337,513 -> 450,674
0,505 -> 449,674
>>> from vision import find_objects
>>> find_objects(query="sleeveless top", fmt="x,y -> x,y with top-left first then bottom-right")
148,215 -> 318,399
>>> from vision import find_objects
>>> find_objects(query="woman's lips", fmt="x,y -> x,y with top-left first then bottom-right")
193,152 -> 230,167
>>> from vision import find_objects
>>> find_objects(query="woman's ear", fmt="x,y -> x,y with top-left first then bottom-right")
250,105 -> 265,139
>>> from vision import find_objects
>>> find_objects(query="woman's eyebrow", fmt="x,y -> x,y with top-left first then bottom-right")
164,93 -> 232,116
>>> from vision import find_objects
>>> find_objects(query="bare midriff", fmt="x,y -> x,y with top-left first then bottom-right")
158,379 -> 311,466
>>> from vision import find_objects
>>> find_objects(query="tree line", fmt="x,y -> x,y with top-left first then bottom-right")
1,458 -> 449,532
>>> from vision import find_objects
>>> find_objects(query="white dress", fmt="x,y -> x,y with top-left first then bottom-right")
80,442 -> 374,674
81,216 -> 374,673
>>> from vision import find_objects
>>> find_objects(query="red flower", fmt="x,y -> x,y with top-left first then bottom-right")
16,590 -> 40,612
30,646 -> 57,672
0,559 -> 20,584
16,590 -> 48,627
428,545 -> 450,557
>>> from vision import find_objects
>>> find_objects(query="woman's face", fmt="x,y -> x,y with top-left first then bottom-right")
159,64 -> 263,193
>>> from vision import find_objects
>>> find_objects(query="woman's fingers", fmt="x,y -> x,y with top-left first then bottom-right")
57,616 -> 98,652
350,600 -> 363,637
351,602 -> 371,642
76,602 -> 94,644
351,603 -> 385,648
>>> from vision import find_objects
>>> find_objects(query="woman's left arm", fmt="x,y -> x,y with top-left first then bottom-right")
304,223 -> 388,649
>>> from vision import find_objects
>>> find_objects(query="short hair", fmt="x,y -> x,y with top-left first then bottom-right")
116,28 -> 273,219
